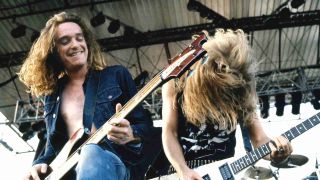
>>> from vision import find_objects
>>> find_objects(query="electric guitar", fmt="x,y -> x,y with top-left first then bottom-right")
157,112 -> 320,180
44,34 -> 208,180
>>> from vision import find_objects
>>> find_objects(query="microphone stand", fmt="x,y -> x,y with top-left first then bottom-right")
269,165 -> 279,180
316,157 -> 320,179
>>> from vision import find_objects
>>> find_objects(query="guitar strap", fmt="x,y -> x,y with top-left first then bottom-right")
83,70 -> 101,132
239,121 -> 253,152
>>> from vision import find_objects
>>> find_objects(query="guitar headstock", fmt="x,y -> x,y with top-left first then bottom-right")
160,33 -> 208,81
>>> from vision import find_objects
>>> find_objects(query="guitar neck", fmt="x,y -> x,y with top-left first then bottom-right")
230,112 -> 320,175
87,48 -> 202,144
88,73 -> 163,144
282,112 -> 320,141
45,74 -> 163,180
45,34 -> 208,180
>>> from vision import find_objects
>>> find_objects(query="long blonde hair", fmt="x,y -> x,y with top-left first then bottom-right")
19,12 -> 106,97
178,29 -> 257,129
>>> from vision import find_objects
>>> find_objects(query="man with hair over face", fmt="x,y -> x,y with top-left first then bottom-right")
162,29 -> 293,180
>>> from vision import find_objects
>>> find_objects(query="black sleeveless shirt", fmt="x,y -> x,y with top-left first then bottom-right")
177,95 -> 237,161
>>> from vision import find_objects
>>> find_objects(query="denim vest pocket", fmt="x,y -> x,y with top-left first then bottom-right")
44,99 -> 59,135
96,86 -> 122,127
44,101 -> 55,117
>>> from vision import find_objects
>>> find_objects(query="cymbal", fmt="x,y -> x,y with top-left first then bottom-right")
302,171 -> 318,180
271,154 -> 309,168
243,166 -> 273,179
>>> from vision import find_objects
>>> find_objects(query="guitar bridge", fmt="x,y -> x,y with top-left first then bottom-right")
219,163 -> 234,180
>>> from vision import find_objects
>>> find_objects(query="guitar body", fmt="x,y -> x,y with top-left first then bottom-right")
49,128 -> 87,171
155,157 -> 238,180
154,112 -> 320,180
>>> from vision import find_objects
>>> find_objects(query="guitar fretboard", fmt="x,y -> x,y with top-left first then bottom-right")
229,112 -> 320,174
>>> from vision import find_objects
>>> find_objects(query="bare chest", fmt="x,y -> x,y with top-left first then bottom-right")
60,86 -> 85,138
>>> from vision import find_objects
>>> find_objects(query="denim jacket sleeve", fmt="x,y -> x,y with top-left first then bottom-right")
95,66 -> 153,143
32,96 -> 58,165
117,66 -> 153,141
32,138 -> 55,165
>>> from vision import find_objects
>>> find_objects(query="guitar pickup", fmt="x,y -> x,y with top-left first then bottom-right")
219,163 -> 234,180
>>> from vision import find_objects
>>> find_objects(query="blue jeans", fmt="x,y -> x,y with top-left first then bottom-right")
76,144 -> 130,180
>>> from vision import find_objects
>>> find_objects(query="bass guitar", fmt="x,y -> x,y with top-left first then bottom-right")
157,112 -> 320,180
44,33 -> 208,180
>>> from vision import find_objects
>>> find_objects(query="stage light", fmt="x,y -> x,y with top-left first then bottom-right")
312,89 -> 320,99
124,26 -> 134,37
11,24 -> 26,38
37,130 -> 46,140
291,91 -> 302,115
18,122 -> 31,133
108,20 -> 120,34
90,12 -> 105,27
63,0 -> 70,7
199,8 -> 210,18
0,139 -> 13,152
134,71 -> 149,88
275,93 -> 286,116
31,121 -> 45,132
186,0 -> 226,22
187,0 -> 201,11
311,89 -> 320,110
31,31 -> 40,42
311,99 -> 320,110
278,7 -> 291,18
22,130 -> 35,141
27,109 -> 36,117
259,95 -> 270,119
290,0 -> 305,9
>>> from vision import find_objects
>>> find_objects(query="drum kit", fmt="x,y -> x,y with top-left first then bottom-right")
242,154 -> 316,180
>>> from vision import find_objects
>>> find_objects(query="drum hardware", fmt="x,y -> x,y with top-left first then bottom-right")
302,172 -> 318,180
243,165 -> 273,179
302,156 -> 319,180
270,166 -> 279,180
316,156 -> 319,178
315,156 -> 320,180
271,154 -> 309,168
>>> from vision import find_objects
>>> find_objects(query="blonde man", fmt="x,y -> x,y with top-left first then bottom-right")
20,12 -> 153,180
